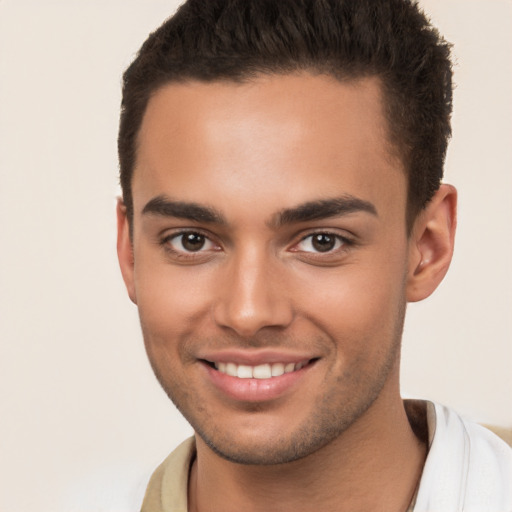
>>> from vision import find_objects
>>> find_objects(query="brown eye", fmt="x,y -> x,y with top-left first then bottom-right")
181,232 -> 206,252
165,231 -> 217,254
311,234 -> 336,252
294,232 -> 345,253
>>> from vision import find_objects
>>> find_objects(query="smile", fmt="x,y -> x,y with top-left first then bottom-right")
213,361 -> 309,379
201,357 -> 318,402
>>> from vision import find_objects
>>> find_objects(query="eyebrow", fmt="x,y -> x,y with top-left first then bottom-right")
272,196 -> 378,227
142,195 -> 227,225
141,194 -> 377,227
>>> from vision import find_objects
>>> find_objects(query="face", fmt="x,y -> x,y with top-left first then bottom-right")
119,74 -> 414,465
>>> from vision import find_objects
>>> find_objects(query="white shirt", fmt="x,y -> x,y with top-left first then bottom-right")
413,401 -> 512,512
141,400 -> 512,511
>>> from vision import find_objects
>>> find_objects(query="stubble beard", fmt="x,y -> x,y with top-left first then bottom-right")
143,299 -> 406,466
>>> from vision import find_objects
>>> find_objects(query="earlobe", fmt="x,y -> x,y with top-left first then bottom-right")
406,184 -> 457,302
116,199 -> 137,304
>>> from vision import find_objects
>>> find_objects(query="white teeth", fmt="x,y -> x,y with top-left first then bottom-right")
213,360 -> 309,379
271,363 -> 285,377
226,362 -> 238,377
284,362 -> 295,373
237,365 -> 253,378
253,364 -> 272,379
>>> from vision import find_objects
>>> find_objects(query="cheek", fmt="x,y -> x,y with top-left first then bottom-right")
133,255 -> 215,344
298,257 -> 407,351
135,268 -> 211,386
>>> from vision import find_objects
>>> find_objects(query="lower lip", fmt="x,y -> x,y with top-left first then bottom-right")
202,362 -> 313,402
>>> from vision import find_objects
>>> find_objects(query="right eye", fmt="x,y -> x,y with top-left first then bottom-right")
294,232 -> 345,253
163,231 -> 218,254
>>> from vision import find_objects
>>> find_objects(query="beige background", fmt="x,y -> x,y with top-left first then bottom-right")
0,1 -> 510,510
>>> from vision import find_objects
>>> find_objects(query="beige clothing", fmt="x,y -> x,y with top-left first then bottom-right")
140,401 -> 512,512
142,437 -> 195,512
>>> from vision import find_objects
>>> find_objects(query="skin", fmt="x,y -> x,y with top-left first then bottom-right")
117,74 -> 457,511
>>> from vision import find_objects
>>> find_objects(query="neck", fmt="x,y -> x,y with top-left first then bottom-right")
188,390 -> 426,512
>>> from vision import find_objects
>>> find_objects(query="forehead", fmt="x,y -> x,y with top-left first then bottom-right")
133,74 -> 406,223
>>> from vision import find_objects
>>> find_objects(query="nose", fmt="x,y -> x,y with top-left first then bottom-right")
213,248 -> 294,338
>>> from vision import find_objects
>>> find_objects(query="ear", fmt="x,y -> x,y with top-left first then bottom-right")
406,184 -> 457,302
116,199 -> 137,304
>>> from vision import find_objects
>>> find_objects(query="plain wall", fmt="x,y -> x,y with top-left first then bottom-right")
0,1 -> 510,510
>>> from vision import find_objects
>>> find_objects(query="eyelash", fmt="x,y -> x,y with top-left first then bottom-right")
160,230 -> 220,259
159,230 -> 355,260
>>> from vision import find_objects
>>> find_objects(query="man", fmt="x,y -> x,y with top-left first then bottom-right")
116,0 -> 512,510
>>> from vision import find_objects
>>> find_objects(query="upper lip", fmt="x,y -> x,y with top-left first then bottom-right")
197,349 -> 318,366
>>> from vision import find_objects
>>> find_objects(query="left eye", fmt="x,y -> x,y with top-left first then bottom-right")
295,233 -> 344,253
166,232 -> 216,253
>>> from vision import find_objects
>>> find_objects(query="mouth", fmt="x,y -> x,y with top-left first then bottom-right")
198,352 -> 320,402
205,360 -> 312,379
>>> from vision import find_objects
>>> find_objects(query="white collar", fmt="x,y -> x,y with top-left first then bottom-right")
411,400 -> 512,512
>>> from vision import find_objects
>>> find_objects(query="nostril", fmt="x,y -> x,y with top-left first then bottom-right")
213,300 -> 294,338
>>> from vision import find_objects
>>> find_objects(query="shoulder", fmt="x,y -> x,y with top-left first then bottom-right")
141,437 -> 196,512
462,417 -> 512,510
414,401 -> 512,512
